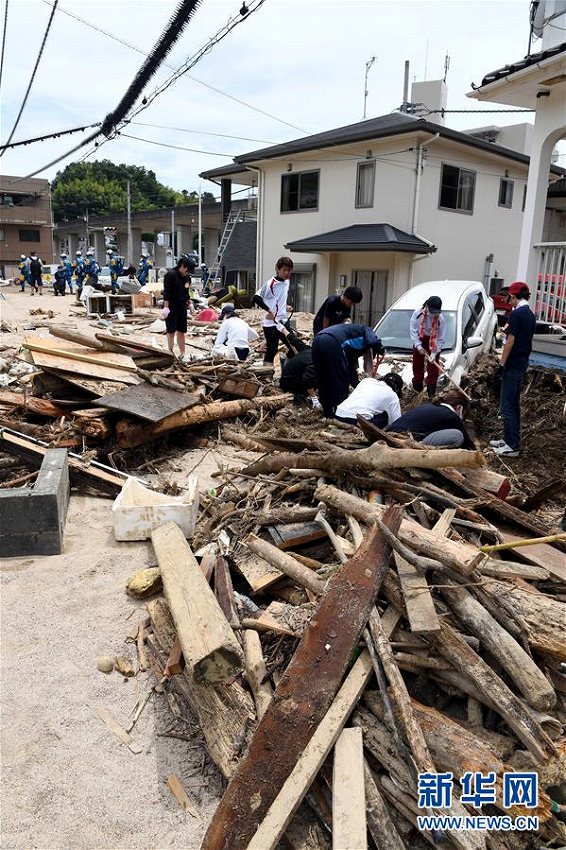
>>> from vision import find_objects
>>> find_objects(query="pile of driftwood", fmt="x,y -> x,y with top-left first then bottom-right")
133,421 -> 565,850
0,322 -> 289,494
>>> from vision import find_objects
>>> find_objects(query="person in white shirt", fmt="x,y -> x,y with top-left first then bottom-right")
212,304 -> 258,361
253,256 -> 296,364
409,295 -> 446,398
335,371 -> 403,427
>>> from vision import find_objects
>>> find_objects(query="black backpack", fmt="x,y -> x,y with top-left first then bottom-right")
30,258 -> 42,275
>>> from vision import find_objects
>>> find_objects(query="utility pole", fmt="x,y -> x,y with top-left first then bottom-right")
363,55 -> 376,120
170,208 -> 175,266
198,185 -> 202,263
84,208 -> 90,248
126,180 -> 132,265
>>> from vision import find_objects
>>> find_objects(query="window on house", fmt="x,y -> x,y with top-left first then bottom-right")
522,185 -> 527,212
19,229 -> 40,242
439,164 -> 476,213
355,161 -> 376,208
289,265 -> 316,312
281,170 -> 319,212
498,178 -> 514,208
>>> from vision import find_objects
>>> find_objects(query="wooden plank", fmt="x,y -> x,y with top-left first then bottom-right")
243,630 -> 273,721
267,521 -> 328,550
95,384 -> 201,423
95,705 -> 142,754
167,774 -> 198,817
41,370 -> 131,397
217,376 -> 259,399
332,727 -> 367,850
28,349 -> 140,384
237,552 -> 286,593
201,508 -> 400,850
499,530 -> 566,581
151,523 -> 243,684
246,653 -> 373,850
0,389 -> 67,418
95,332 -> 174,360
23,336 -> 138,372
394,552 -> 440,635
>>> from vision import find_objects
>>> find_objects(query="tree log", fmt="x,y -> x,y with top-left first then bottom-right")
437,575 -> 556,711
151,523 -> 243,683
49,324 -> 118,351
241,442 -> 484,478
244,534 -> 326,596
116,393 -> 292,448
146,598 -> 255,779
315,483 -> 484,574
201,508 -> 401,850
363,761 -> 406,850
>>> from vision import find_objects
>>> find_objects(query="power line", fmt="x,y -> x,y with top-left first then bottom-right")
1,0 -> 59,155
130,120 -> 275,144
0,122 -> 101,151
119,131 -> 235,157
40,0 -> 306,134
0,0 -> 8,95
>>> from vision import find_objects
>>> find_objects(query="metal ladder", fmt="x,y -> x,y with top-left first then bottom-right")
208,209 -> 242,283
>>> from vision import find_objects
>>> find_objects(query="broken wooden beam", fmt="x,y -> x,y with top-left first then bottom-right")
243,534 -> 326,596
151,523 -> 243,684
332,727 -> 367,850
201,507 -> 401,850
243,629 -> 273,721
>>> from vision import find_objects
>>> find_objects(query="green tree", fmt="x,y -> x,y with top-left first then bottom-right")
51,160 -> 208,221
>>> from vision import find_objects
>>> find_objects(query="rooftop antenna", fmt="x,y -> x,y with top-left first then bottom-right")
363,55 -> 376,120
443,52 -> 450,83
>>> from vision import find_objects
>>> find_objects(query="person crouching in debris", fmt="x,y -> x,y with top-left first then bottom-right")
253,256 -> 297,365
162,255 -> 196,361
53,264 -> 67,296
335,370 -> 403,427
410,295 -> 446,398
280,346 -> 321,409
311,323 -> 385,418
212,304 -> 258,361
489,281 -> 536,459
387,388 -> 475,448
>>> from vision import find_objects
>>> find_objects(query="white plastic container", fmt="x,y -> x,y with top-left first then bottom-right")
113,477 -> 199,541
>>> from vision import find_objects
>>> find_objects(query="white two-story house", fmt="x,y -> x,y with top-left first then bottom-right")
202,110 -> 565,324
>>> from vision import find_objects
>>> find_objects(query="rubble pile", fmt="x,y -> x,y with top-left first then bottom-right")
134,420 -> 565,850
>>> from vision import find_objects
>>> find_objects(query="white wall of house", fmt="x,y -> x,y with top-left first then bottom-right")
253,132 -> 555,310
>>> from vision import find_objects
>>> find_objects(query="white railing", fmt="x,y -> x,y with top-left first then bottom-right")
533,242 -> 566,324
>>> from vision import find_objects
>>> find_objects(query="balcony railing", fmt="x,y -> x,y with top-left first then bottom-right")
0,203 -> 50,225
533,242 -> 566,324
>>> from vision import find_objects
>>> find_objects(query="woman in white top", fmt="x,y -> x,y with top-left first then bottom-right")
213,304 -> 258,361
335,371 -> 403,427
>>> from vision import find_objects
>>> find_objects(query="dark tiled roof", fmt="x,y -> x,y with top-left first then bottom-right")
477,42 -> 566,88
285,224 -> 435,254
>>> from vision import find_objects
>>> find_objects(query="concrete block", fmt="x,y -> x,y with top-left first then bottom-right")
0,449 -> 70,557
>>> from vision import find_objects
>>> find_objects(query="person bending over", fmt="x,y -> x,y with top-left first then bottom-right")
253,256 -> 296,364
387,389 -> 475,448
213,304 -> 258,361
335,371 -> 403,427
280,346 -> 321,409
312,286 -> 363,335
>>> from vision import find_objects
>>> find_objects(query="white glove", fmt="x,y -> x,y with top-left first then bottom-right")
309,396 -> 322,410
162,307 -> 170,318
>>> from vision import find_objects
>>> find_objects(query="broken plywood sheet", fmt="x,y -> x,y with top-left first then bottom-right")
95,384 -> 201,423
42,371 -> 132,397
29,351 -> 139,384
237,551 -> 284,592
24,336 -> 138,372
94,332 -> 174,360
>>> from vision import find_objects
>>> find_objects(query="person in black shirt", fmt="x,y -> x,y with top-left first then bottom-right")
387,389 -> 476,449
280,347 -> 321,408
490,281 -> 536,457
312,286 -> 362,335
162,256 -> 195,359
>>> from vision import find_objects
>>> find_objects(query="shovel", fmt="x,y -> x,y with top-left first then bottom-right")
425,352 -> 472,402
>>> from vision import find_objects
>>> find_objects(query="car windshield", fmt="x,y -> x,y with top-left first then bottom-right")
375,309 -> 457,352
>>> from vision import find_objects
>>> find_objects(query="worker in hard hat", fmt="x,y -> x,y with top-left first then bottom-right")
73,250 -> 87,296
60,253 -> 73,293
84,249 -> 100,287
136,251 -> 152,287
18,254 -> 30,292
107,248 -> 124,294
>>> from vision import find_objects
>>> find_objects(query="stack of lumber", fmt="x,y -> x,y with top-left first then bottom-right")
131,423 -> 566,850
0,325 -> 290,492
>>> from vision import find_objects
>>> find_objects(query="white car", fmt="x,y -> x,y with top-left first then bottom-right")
374,280 -> 497,388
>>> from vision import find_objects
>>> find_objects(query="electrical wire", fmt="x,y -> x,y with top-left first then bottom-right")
130,120 -> 275,144
119,131 -> 236,157
1,0 -> 59,155
40,0 -> 306,134
0,0 -> 8,95
0,122 -> 101,151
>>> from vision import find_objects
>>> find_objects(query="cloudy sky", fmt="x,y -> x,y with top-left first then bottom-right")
1,0 -> 556,194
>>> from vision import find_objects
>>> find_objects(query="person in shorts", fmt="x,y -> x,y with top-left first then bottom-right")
162,256 -> 196,360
